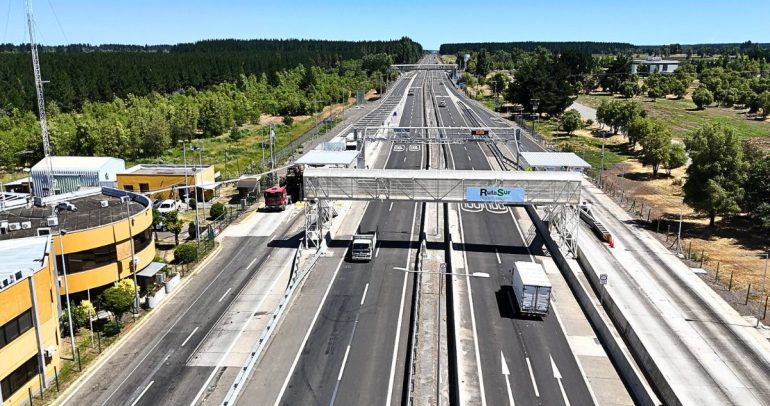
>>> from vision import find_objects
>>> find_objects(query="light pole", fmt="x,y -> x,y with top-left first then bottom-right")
56,226 -> 77,366
191,145 -> 205,238
491,80 -> 498,111
177,140 -> 189,203
121,195 -> 140,314
530,98 -> 540,135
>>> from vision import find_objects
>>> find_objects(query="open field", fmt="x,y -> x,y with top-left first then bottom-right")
577,94 -> 770,140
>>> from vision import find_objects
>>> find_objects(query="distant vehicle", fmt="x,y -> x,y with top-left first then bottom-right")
511,261 -> 552,317
351,230 -> 377,261
264,186 -> 289,211
408,89 -> 414,96
156,199 -> 181,214
438,100 -> 447,107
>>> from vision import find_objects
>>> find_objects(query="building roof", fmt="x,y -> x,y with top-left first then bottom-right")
0,188 -> 148,241
120,164 -> 210,176
31,156 -> 125,173
520,152 -> 591,169
295,150 -> 360,166
0,236 -> 49,292
632,59 -> 680,65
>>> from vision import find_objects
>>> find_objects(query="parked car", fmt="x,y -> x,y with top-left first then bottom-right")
156,199 -> 181,214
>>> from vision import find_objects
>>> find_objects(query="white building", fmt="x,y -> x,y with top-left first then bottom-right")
631,56 -> 681,74
30,156 -> 125,197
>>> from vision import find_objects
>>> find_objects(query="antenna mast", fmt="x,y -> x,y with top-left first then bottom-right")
26,0 -> 56,196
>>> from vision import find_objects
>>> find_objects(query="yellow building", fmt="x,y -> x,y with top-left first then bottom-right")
117,164 -> 218,202
0,188 -> 154,297
0,236 -> 60,406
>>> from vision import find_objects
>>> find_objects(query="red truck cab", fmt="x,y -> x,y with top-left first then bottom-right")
264,186 -> 288,211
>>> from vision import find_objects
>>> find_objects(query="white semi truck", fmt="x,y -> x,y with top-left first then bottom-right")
511,261 -> 552,317
351,231 -> 377,261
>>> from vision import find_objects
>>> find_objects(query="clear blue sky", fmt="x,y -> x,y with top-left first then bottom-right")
3,0 -> 769,49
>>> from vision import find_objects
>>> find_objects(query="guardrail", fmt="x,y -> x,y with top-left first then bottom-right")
221,237 -> 326,406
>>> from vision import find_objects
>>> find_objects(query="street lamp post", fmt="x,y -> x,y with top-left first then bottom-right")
56,225 -> 77,366
121,196 -> 139,314
491,80 -> 498,111
177,140 -> 189,202
191,145 -> 205,237
530,98 -> 540,135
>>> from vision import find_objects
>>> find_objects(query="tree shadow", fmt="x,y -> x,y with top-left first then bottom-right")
620,172 -> 670,182
654,212 -> 770,252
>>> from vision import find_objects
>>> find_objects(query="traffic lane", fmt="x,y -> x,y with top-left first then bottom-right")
94,235 -> 270,406
334,202 -> 420,405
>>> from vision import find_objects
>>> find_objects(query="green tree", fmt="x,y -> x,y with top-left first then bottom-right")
683,124 -> 747,226
198,94 -> 234,137
164,211 -> 184,245
560,109 -> 582,135
506,48 -> 573,116
639,122 -> 672,176
627,115 -> 654,148
282,115 -> 294,126
743,152 -> 770,212
692,87 -> 714,110
758,91 -> 770,118
152,208 -> 163,240
619,80 -> 641,98
665,143 -> 688,175
174,244 -> 198,264
753,203 -> 770,230
209,202 -> 226,220
101,279 -> 137,322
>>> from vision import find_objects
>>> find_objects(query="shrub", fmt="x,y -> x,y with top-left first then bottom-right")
283,115 -> 294,126
101,279 -> 137,321
103,320 -> 121,337
585,119 -> 594,127
174,243 -> 198,264
228,127 -> 246,141
188,198 -> 197,210
692,87 -> 714,110
209,202 -> 226,219
188,221 -> 198,238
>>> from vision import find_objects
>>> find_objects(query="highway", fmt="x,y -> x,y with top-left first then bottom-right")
430,67 -> 595,405
274,68 -> 428,405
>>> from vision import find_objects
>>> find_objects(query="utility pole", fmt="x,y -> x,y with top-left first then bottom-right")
178,140 -> 188,201
530,98 -> 540,136
269,127 -> 276,186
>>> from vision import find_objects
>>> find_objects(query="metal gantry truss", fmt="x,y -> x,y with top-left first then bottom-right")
303,168 -> 582,255
355,126 -> 520,145
304,199 -> 335,249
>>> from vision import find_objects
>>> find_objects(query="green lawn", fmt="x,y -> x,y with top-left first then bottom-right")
535,118 -> 628,170
577,94 -> 770,141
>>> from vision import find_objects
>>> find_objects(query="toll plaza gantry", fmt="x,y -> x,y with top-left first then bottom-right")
302,167 -> 583,254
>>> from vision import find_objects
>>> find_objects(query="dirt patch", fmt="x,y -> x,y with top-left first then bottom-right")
600,158 -> 770,296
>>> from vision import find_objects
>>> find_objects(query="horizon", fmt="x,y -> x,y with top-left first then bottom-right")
2,0 -> 769,50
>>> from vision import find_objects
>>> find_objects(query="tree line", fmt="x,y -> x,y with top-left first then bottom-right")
0,54 -> 401,168
596,99 -> 770,228
0,37 -> 422,112
440,41 -> 635,55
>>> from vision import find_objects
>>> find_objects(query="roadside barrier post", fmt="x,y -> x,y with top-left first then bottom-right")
746,284 -> 752,305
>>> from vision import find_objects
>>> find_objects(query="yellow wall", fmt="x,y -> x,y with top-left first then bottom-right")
53,202 -> 154,295
117,166 -> 216,200
0,253 -> 60,406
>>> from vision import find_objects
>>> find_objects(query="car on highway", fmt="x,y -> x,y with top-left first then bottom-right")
438,100 -> 446,107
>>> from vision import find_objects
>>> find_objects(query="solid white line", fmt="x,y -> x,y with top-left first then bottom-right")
389,202 -> 394,211
217,287 -> 232,303
129,381 -> 154,406
338,345 -> 352,381
274,253 -> 347,406
385,201 -> 420,406
456,207 -> 487,406
375,245 -> 381,258
180,327 -> 199,348
360,283 -> 369,306
247,257 -> 258,270
495,249 -> 501,265
190,253 -> 287,406
505,375 -> 515,406
526,357 -> 540,397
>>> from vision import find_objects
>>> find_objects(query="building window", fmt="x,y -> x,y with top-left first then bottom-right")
0,309 -> 34,350
123,185 -> 134,192
56,243 -> 118,274
0,355 -> 39,399
662,64 -> 668,72
139,183 -> 150,193
132,227 -> 153,254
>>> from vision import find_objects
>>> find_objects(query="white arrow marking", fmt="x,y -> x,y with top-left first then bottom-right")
501,351 -> 515,406
550,354 -> 570,406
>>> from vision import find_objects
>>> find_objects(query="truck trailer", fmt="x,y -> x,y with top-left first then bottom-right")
511,261 -> 552,317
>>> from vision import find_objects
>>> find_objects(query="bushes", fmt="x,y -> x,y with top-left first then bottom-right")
103,320 -> 121,337
188,198 -> 197,210
174,243 -> 198,264
209,202 -> 226,219
188,221 -> 198,239
692,87 -> 714,110
282,115 -> 294,126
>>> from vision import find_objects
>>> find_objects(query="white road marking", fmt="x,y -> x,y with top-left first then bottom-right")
495,249 -> 502,264
467,155 -> 471,161
180,327 -> 199,348
501,352 -> 515,406
385,199 -> 420,405
375,245 -> 381,258
338,345 -> 352,381
389,202 -> 394,211
274,253 -> 348,406
129,381 -> 154,406
526,357 -> 540,397
551,354 -> 570,406
247,257 -> 258,269
217,287 -> 232,303
361,283 -> 370,306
